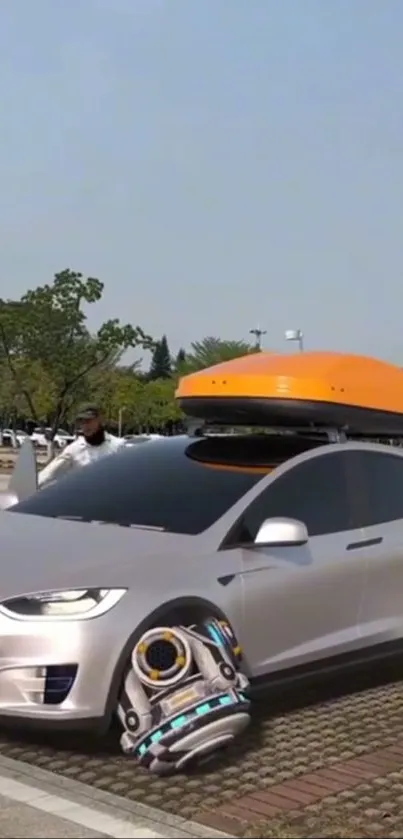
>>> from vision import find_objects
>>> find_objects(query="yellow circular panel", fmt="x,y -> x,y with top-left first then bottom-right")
149,669 -> 160,680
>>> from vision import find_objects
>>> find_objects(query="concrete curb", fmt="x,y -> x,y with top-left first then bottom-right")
0,753 -> 233,838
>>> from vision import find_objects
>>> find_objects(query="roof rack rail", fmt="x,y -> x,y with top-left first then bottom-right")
184,419 -> 347,442
184,418 -> 403,446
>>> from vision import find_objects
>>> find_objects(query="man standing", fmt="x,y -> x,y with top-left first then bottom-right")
38,405 -> 125,488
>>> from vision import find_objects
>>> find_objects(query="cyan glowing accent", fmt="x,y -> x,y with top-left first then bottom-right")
207,624 -> 224,647
196,702 -> 211,716
219,695 -> 233,706
171,714 -> 188,729
151,729 -> 163,743
138,743 -> 147,756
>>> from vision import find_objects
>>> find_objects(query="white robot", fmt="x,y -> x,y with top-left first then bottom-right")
117,617 -> 251,774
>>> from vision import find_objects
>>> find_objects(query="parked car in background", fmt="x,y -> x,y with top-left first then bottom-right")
53,429 -> 76,448
31,428 -> 76,449
0,429 -> 29,448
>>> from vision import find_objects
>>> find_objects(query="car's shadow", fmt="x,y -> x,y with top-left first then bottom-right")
1,658 -> 401,777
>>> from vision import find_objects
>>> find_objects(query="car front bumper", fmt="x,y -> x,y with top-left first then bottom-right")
0,611 -> 120,729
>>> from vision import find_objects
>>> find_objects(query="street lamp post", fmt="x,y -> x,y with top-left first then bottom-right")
285,329 -> 304,352
249,326 -> 267,351
118,407 -> 125,438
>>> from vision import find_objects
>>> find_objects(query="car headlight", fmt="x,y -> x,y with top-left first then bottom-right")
0,588 -> 126,621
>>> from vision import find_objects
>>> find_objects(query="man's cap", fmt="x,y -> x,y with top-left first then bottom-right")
76,404 -> 101,421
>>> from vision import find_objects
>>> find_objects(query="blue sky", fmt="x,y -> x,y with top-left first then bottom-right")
1,0 -> 403,362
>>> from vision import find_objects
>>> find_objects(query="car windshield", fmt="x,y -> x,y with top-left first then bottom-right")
9,436 -> 270,535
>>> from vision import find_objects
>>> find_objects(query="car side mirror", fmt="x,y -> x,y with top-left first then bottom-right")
254,517 -> 308,547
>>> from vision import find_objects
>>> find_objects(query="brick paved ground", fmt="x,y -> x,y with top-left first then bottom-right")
2,665 -> 403,837
195,743 -> 403,837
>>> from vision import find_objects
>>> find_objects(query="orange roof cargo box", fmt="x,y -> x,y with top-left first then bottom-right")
175,351 -> 403,435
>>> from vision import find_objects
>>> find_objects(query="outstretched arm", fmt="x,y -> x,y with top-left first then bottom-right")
37,447 -> 74,488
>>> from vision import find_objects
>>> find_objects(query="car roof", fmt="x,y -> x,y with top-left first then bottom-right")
128,431 -> 326,470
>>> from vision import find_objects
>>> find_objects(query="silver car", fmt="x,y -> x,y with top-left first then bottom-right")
0,430 -> 401,774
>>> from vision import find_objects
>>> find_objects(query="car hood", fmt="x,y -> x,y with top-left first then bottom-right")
0,511 -> 194,600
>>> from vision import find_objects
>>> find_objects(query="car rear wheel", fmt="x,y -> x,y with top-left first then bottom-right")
116,615 -> 251,775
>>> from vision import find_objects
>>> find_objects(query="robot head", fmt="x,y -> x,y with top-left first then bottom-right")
131,626 -> 193,690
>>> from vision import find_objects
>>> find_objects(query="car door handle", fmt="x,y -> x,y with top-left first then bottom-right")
346,536 -> 383,551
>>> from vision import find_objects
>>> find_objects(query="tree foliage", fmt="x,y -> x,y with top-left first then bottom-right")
0,270 -> 153,435
148,334 -> 172,380
181,336 -> 257,373
175,347 -> 186,366
0,271 -> 260,435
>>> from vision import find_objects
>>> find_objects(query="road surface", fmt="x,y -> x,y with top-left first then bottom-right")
0,754 -> 206,838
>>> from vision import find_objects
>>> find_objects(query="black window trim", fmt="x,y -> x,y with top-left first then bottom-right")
344,447 -> 368,530
347,446 -> 403,529
220,448 -> 362,549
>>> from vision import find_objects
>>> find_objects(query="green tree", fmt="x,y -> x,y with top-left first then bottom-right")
0,362 -> 25,424
176,347 -> 186,365
0,269 -> 154,436
0,357 -> 57,425
174,347 -> 187,374
94,367 -> 144,430
183,336 -> 256,372
139,379 -> 182,429
148,334 -> 172,380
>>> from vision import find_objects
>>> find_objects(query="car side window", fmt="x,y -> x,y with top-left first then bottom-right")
351,450 -> 403,527
226,451 -> 353,544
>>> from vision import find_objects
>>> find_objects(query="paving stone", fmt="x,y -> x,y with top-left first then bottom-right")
2,660 -> 403,836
